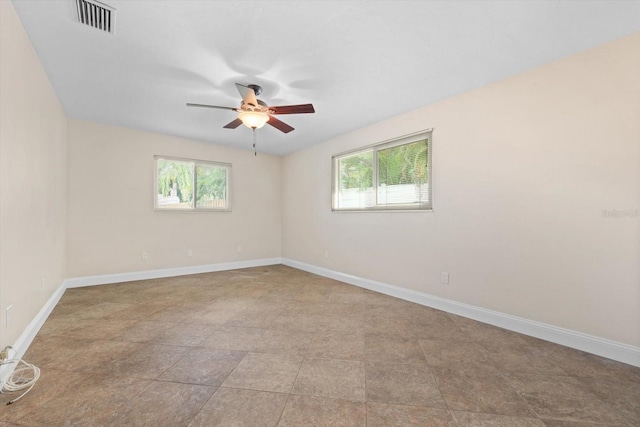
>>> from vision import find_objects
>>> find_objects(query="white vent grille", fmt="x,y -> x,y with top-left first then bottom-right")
75,0 -> 116,34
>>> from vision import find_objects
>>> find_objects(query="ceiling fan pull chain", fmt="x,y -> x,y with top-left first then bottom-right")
253,128 -> 257,156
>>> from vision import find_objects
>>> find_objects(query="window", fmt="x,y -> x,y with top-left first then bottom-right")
154,156 -> 231,211
332,130 -> 432,211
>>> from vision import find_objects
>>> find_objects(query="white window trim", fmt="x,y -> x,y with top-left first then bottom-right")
331,129 -> 433,212
153,155 -> 232,212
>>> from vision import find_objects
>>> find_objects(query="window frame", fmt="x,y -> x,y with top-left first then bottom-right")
331,129 -> 433,212
153,155 -> 232,212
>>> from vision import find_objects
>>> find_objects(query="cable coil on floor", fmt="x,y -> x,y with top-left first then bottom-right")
1,352 -> 40,405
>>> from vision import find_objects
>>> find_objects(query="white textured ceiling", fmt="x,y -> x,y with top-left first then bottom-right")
10,0 -> 640,155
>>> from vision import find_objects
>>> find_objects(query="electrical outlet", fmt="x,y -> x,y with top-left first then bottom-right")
40,278 -> 45,290
6,305 -> 13,327
324,250 -> 329,259
441,272 -> 449,284
187,249 -> 193,257
142,252 -> 148,261
236,245 -> 242,253
0,346 -> 10,362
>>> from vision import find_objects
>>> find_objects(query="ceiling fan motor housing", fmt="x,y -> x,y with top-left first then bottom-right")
247,84 -> 262,96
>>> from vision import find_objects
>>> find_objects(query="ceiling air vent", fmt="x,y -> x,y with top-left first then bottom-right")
75,0 -> 116,34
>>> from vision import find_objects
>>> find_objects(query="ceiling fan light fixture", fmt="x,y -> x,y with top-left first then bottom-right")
238,111 -> 269,129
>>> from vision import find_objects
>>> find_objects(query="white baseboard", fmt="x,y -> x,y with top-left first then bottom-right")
65,258 -> 283,288
0,280 -> 66,383
282,258 -> 640,368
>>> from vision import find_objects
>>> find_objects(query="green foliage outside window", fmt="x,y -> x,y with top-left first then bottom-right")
378,140 -> 428,187
338,151 -> 373,191
196,164 -> 227,207
156,157 -> 230,210
332,131 -> 431,210
157,158 -> 194,203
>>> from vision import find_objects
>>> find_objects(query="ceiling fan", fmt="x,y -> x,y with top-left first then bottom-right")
187,83 -> 315,134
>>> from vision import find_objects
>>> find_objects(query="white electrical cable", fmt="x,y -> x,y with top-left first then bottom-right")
1,358 -> 40,405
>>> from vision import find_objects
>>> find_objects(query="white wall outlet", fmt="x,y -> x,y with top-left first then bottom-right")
187,249 -> 193,257
6,305 -> 13,327
441,272 -> 449,284
40,278 -> 45,290
0,346 -> 10,362
324,250 -> 329,259
142,252 -> 149,261
236,245 -> 242,253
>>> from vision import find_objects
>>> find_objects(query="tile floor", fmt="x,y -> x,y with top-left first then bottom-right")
1,265 -> 638,426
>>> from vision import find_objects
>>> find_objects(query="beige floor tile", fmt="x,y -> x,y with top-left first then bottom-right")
317,313 -> 366,335
364,315 -> 419,339
278,395 -> 366,427
111,381 -> 215,426
33,317 -> 79,336
577,376 -> 640,425
151,322 -> 218,347
252,328 -> 315,355
199,326 -> 266,350
200,326 -> 266,351
484,342 -> 568,376
110,343 -> 191,379
523,337 -> 640,382
365,360 -> 446,408
10,373 -> 152,426
327,291 -> 369,306
116,320 -> 170,342
101,302 -> 169,321
159,348 -> 246,386
221,352 -> 303,393
539,420 -> 624,427
307,331 -> 365,361
57,301 -> 132,320
419,338 -> 488,367
450,316 -> 530,348
189,306 -> 245,325
365,303 -> 441,323
451,411 -> 546,426
299,301 -> 365,317
365,335 -> 427,364
434,362 -> 535,417
270,313 -> 324,332
0,368 -> 89,423
366,402 -> 456,427
225,310 -> 280,328
292,358 -> 365,401
188,387 -> 288,427
69,339 -> 143,374
280,286 -> 333,303
57,318 -> 138,340
22,335 -> 91,368
505,373 -> 630,424
148,304 -> 201,323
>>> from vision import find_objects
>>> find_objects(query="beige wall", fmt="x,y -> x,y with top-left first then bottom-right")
2,0 -> 638,356
66,120 -> 282,278
0,2 -> 68,348
282,33 -> 640,347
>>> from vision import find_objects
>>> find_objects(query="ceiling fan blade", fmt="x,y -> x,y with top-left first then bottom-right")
269,104 -> 315,115
223,118 -> 243,129
267,115 -> 294,133
235,83 -> 258,107
186,103 -> 237,111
